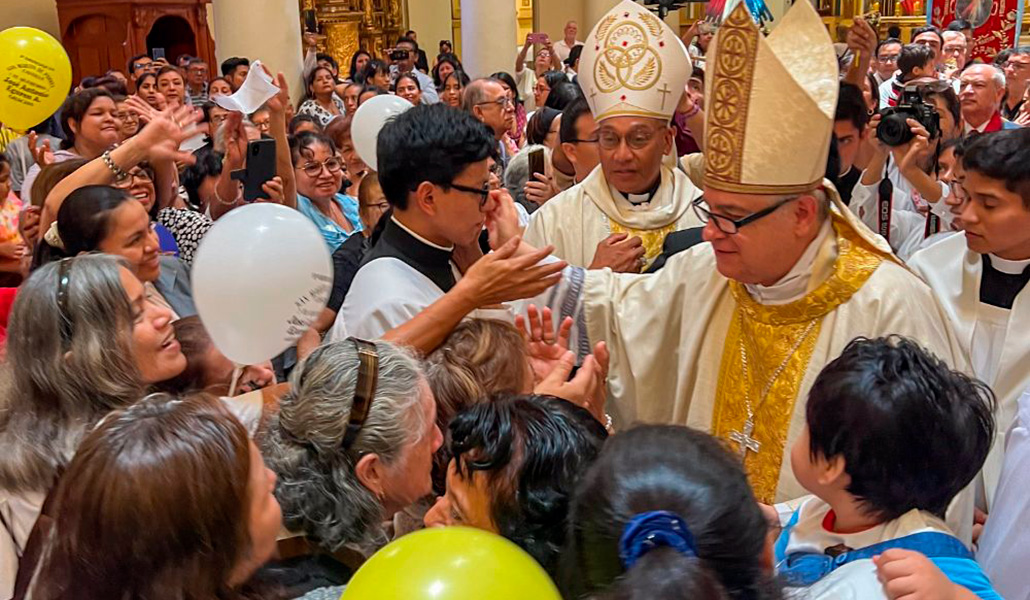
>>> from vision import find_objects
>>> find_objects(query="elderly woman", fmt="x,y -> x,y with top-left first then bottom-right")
20,393 -> 282,599
260,339 -> 442,596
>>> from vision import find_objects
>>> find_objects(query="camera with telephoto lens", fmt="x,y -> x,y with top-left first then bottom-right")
389,48 -> 409,62
876,89 -> 941,146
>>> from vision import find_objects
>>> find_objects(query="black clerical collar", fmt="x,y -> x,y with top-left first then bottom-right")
616,177 -> 662,206
363,218 -> 456,292
979,254 -> 1030,310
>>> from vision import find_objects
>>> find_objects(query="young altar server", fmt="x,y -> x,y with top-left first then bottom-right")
774,337 -> 1001,600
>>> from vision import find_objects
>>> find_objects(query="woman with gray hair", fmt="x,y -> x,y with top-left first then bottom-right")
0,254 -> 188,596
259,338 -> 442,597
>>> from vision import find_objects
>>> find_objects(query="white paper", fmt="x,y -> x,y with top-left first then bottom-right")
213,60 -> 280,115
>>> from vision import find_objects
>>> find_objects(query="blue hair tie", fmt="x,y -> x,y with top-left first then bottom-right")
618,510 -> 698,570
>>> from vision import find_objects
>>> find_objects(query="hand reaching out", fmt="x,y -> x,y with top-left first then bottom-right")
534,346 -> 608,424
136,104 -> 203,165
847,17 -> 877,57
28,132 -> 54,168
515,305 -> 573,384
222,111 -> 249,171
261,67 -> 292,116
456,236 -> 565,307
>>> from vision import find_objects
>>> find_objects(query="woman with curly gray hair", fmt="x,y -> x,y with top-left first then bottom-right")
259,338 -> 442,597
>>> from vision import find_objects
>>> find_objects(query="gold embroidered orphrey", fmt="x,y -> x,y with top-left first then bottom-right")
711,216 -> 886,503
608,219 -> 678,270
592,9 -> 665,97
705,5 -> 759,188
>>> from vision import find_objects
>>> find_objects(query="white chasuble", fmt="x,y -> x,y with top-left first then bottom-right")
523,163 -> 702,270
580,210 -> 969,512
909,234 -> 1030,507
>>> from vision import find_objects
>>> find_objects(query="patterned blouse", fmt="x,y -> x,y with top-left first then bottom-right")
297,97 -> 346,127
156,207 -> 214,268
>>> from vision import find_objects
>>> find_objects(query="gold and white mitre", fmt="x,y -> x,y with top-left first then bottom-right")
580,0 -> 691,122
704,0 -> 838,194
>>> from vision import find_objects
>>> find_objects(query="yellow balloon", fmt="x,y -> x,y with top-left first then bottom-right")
0,27 -> 73,131
342,527 -> 563,600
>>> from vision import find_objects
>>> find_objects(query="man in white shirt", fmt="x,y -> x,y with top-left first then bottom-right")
390,36 -> 439,104
552,21 -> 583,64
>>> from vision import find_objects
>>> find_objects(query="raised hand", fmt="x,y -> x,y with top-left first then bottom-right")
262,68 -> 292,116
534,350 -> 607,424
221,111 -> 249,172
258,176 -> 285,203
523,172 -> 559,205
124,95 -> 159,124
847,17 -> 877,57
28,132 -> 54,168
137,104 -> 203,165
515,304 -> 573,384
457,237 -> 565,307
484,186 -> 524,250
17,206 -> 41,247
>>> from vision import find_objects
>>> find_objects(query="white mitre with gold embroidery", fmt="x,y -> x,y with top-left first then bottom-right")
704,0 -> 838,195
580,0 -> 691,122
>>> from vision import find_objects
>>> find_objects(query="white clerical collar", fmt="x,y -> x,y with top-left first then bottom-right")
390,216 -> 454,252
745,220 -> 835,305
609,180 -> 661,212
988,253 -> 1030,275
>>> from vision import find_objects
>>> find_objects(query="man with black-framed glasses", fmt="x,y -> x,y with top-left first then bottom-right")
333,103 -> 566,347
524,1 -> 702,276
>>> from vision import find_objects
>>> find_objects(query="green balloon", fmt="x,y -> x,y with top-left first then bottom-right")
341,526 -> 562,599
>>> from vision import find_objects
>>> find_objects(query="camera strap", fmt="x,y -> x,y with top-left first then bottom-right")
877,158 -> 893,242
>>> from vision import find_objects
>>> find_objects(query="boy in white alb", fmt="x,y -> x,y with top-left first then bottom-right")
773,337 -> 1001,599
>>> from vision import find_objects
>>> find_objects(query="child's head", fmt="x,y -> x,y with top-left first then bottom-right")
791,336 -> 995,521
0,154 -> 10,199
959,128 -> 1030,259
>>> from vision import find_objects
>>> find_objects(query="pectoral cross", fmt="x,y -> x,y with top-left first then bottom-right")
729,418 -> 761,461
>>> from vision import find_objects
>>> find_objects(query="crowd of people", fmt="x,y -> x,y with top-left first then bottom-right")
0,0 -> 1029,598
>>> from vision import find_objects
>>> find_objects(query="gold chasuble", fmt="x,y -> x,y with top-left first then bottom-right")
712,218 -> 884,502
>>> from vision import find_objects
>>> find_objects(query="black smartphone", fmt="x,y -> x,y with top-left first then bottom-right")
528,147 -> 545,182
152,47 -> 166,60
389,49 -> 409,62
304,9 -> 318,33
232,139 -> 277,202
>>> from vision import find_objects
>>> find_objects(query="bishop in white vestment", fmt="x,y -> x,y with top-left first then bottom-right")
523,4 -> 702,271
529,2 -> 970,522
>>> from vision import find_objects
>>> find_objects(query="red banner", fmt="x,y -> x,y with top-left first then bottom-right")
931,0 -> 1021,61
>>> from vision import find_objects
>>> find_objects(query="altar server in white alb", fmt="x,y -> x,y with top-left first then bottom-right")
523,0 -> 702,273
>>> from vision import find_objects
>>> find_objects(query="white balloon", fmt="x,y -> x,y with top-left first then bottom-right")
352,94 -> 414,171
191,204 -> 333,365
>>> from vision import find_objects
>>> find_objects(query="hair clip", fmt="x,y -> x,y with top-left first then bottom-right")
618,510 -> 697,570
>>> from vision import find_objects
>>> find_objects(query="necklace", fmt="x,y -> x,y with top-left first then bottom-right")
729,313 -> 819,461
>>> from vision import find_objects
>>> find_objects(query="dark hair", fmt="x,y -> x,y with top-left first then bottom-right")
128,53 -> 150,73
490,71 -> 521,105
208,76 -> 231,90
376,103 -> 495,210
434,55 -> 464,89
395,35 -> 417,50
59,88 -> 115,151
449,394 -> 607,575
393,71 -> 422,93
359,59 -> 389,84
918,82 -> 961,129
559,96 -> 593,144
566,44 -> 584,67
86,75 -> 128,97
544,81 -> 583,110
946,18 -> 972,31
305,66 -> 336,101
887,25 -> 902,39
836,83 -> 871,131
32,185 -> 131,269
289,131 -> 338,168
444,70 -> 471,90
157,316 -> 215,394
911,25 -> 944,47
527,107 -> 561,146
25,393 -> 257,599
875,37 -> 903,56
220,56 -> 250,77
349,50 -> 372,83
993,48 -> 1015,67
181,148 -> 224,209
962,128 -> 1030,209
866,72 -> 880,112
316,52 -> 339,73
806,336 -> 995,521
289,114 -> 322,135
898,43 -> 936,81
560,425 -> 782,600
540,70 -> 568,94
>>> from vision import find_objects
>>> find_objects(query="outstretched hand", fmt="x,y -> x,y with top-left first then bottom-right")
534,345 -> 608,425
28,132 -> 54,169
457,236 -> 565,307
136,104 -> 203,166
515,305 -> 573,384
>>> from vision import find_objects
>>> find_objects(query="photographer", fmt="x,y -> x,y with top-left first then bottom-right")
388,37 -> 438,104
851,82 -> 963,259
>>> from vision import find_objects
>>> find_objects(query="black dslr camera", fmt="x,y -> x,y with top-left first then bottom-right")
389,48 -> 409,62
876,89 -> 941,146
